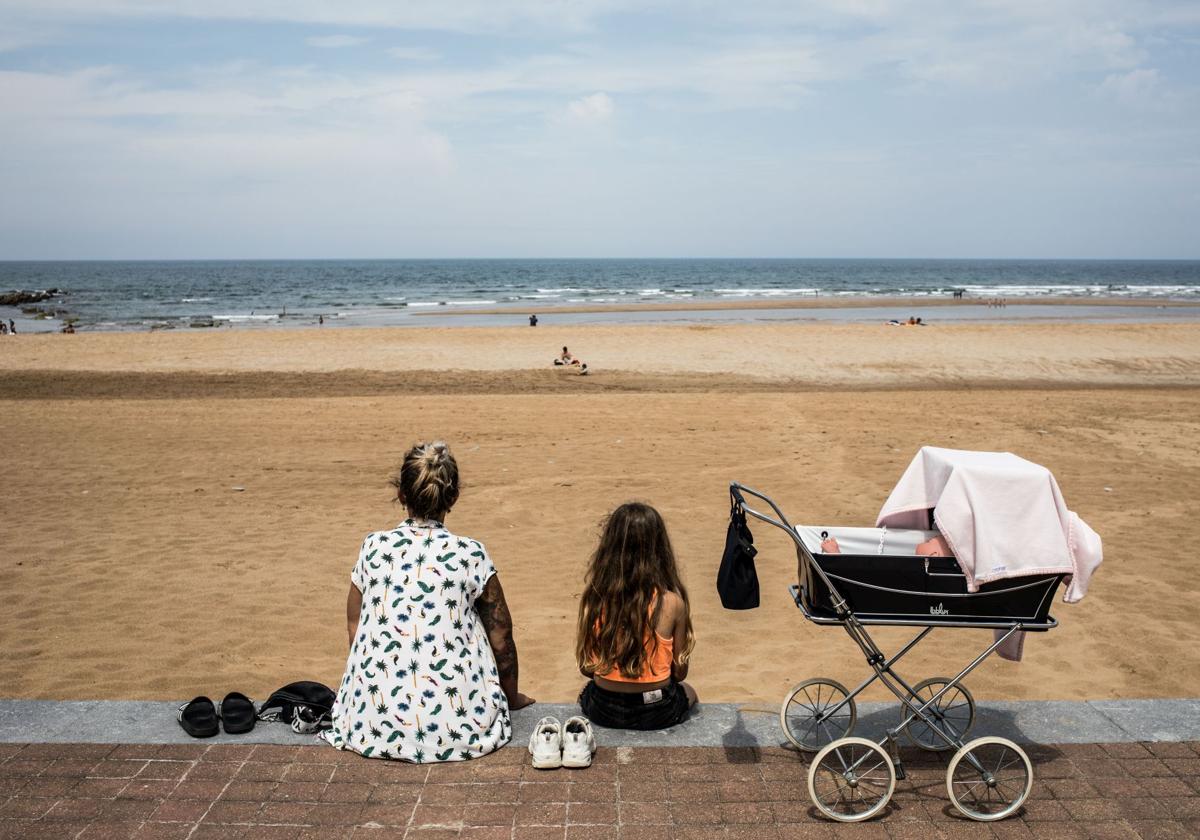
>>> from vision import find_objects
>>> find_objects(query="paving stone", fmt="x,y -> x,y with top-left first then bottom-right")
80,820 -> 150,839
1060,798 -> 1126,820
257,800 -> 314,823
204,799 -> 261,823
320,782 -> 373,803
719,801 -> 776,823
1068,822 -> 1140,840
514,827 -> 567,840
2,739 -> 1200,838
186,762 -> 242,782
0,796 -> 57,819
357,802 -> 414,825
365,783 -> 423,804
166,779 -> 226,800
461,828 -> 514,840
135,822 -> 197,840
461,802 -> 517,825
149,797 -> 210,822
514,800 -> 566,825
120,779 -> 179,800
235,761 -> 290,782
136,760 -> 193,781
1126,820 -> 1194,839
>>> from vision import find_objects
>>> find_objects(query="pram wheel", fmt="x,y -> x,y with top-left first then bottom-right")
946,736 -> 1033,821
807,736 -> 895,823
901,678 -> 976,751
780,678 -> 856,752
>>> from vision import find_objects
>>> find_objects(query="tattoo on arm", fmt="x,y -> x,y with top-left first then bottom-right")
476,576 -> 519,694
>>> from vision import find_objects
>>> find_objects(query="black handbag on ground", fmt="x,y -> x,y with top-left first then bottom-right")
257,680 -> 336,734
717,489 -> 760,609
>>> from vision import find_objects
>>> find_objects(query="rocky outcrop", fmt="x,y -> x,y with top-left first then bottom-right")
0,288 -> 63,306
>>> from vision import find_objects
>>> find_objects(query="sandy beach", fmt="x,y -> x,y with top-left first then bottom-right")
2,320 -> 1199,707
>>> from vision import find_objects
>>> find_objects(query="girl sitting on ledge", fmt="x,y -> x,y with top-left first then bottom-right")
576,502 -> 697,730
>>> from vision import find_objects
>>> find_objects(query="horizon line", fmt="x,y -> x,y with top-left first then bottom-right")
3,256 -> 1200,263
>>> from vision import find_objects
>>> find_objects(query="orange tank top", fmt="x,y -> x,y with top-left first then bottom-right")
592,592 -> 675,684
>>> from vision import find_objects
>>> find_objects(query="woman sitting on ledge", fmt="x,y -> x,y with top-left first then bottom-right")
323,441 -> 534,763
576,502 -> 697,730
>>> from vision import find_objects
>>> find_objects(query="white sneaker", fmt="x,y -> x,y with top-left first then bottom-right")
561,716 -> 597,768
528,716 -> 563,769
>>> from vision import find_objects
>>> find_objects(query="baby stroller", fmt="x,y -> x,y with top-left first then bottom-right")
728,480 -> 1067,823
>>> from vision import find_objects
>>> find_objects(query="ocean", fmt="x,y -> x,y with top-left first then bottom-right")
2,258 -> 1199,331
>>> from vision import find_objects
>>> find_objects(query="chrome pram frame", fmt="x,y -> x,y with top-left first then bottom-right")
731,482 -> 1063,823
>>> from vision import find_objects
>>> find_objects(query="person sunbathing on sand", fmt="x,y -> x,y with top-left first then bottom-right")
553,346 -> 589,374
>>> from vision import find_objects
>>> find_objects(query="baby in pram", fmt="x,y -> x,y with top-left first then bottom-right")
820,532 -> 952,557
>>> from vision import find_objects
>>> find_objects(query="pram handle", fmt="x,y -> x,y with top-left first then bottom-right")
730,481 -> 798,533
730,481 -> 849,616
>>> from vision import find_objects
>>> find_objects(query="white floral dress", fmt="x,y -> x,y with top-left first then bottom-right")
321,519 -> 511,762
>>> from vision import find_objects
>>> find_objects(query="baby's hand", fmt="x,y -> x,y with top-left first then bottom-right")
820,536 -> 841,554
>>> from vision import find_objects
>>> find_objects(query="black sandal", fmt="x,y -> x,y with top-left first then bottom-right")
219,692 -> 257,734
177,697 -> 219,738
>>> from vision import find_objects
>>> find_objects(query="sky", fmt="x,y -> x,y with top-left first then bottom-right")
0,1 -> 1198,259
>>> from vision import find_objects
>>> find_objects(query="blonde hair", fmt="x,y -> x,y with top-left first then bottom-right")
390,440 -> 460,520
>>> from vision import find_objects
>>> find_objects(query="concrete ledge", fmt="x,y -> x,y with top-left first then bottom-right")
0,699 -> 1197,747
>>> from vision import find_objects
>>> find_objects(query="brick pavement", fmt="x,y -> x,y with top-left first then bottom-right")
1,741 -> 1198,839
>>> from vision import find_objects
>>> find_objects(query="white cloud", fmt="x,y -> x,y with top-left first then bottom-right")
567,91 -> 613,122
1097,67 -> 1163,105
387,46 -> 440,62
0,0 -> 1197,257
0,0 -> 635,33
305,34 -> 370,48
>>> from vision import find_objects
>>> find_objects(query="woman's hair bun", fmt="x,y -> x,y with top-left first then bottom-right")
391,440 -> 460,519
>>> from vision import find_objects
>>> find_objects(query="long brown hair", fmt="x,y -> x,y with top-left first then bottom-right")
576,502 -> 695,678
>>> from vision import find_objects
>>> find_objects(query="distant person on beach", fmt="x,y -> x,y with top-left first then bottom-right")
6,320 -> 13,334
0,322 -> 7,335
553,346 -> 589,374
318,315 -> 324,326
322,441 -> 534,763
529,314 -> 538,327
62,323 -> 75,334
576,502 -> 697,730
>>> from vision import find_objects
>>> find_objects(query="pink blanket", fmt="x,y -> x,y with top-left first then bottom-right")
876,447 -> 1102,660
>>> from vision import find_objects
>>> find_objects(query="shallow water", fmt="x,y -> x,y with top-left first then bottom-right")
2,257 -> 1199,332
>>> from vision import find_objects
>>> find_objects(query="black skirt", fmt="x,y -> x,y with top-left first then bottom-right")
578,679 -> 691,731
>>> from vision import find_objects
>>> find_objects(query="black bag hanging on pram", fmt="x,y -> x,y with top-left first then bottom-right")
717,488 -> 760,609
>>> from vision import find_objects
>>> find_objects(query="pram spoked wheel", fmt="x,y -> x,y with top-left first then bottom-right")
946,737 -> 1033,821
807,736 -> 896,822
901,677 -> 976,751
780,678 -> 856,752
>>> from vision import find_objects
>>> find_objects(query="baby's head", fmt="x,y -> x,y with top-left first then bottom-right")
390,440 -> 460,521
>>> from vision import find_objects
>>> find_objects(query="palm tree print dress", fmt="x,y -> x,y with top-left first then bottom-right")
321,519 -> 511,762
